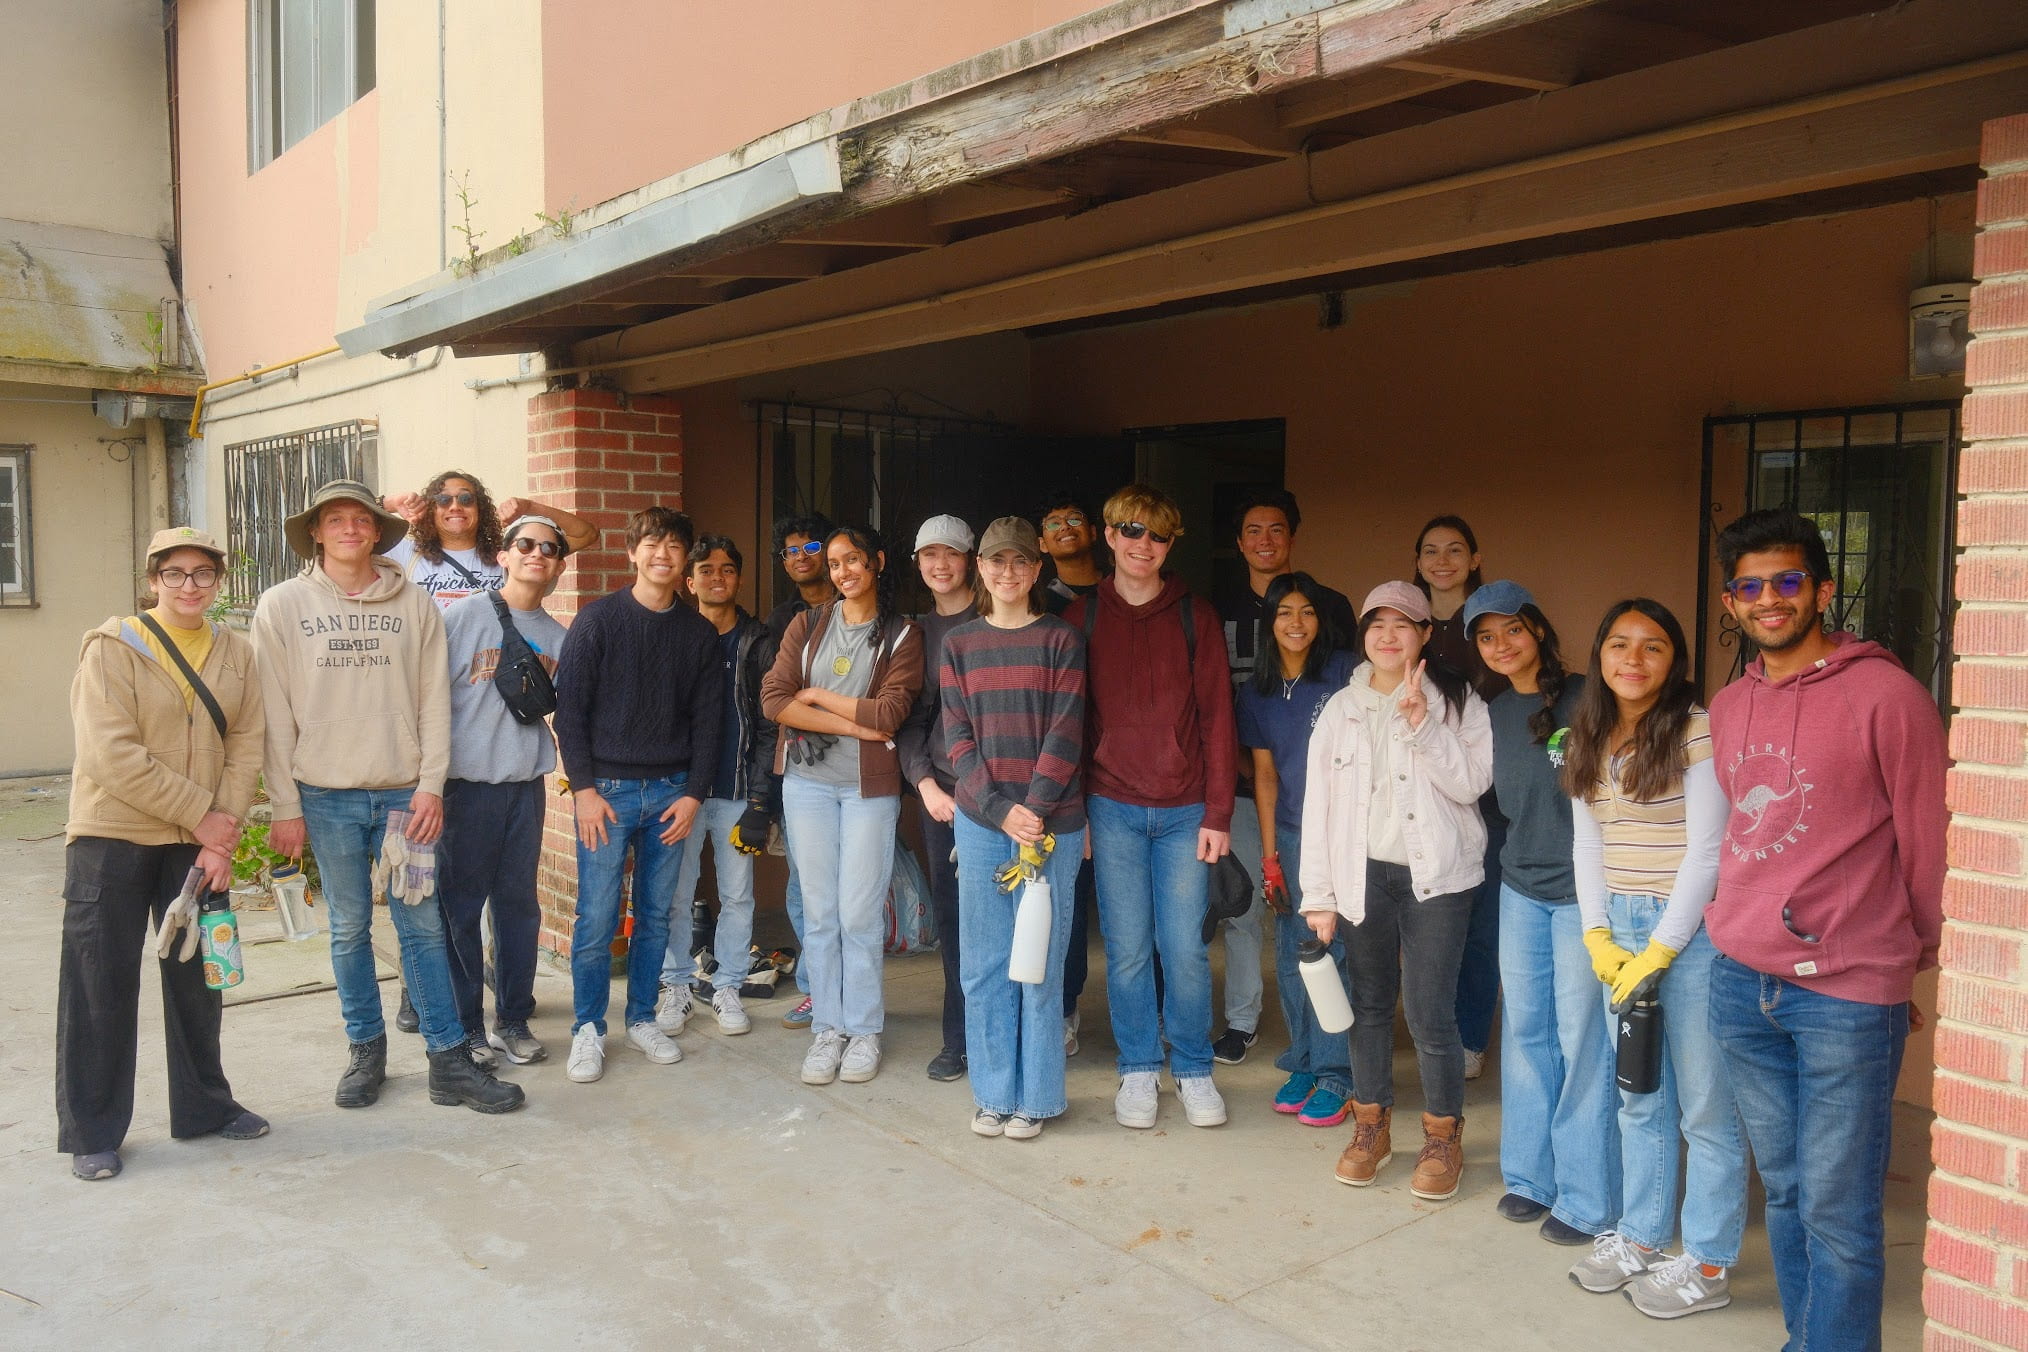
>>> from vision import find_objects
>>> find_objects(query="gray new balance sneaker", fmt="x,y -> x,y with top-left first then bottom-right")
1569,1232 -> 1661,1293
1625,1254 -> 1732,1319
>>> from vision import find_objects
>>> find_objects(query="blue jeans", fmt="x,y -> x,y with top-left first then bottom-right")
571,776 -> 691,1036
296,784 -> 464,1053
1709,954 -> 1907,1352
1217,803 -> 1265,1033
783,817 -> 810,994
1605,893 -> 1747,1266
1271,835 -> 1352,1099
439,777 -> 544,1035
1088,796 -> 1215,1079
1498,883 -> 1620,1235
658,797 -> 757,992
1455,808 -> 1505,1053
955,814 -> 1082,1118
782,776 -> 901,1036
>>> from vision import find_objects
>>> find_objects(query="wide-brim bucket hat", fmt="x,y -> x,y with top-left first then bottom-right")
284,480 -> 410,560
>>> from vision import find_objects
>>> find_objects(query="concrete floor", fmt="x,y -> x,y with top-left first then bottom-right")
0,779 -> 1931,1350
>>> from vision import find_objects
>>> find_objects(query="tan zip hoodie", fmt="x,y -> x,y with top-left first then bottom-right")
66,617 -> 265,845
250,557 -> 450,820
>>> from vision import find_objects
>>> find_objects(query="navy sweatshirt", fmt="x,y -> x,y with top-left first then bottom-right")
553,587 -> 722,786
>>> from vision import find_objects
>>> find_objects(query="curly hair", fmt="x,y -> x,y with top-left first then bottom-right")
411,469 -> 503,567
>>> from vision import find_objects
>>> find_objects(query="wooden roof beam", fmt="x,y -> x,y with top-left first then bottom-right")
924,182 -> 1075,226
1277,68 -> 1460,128
783,202 -> 942,249
671,244 -> 836,279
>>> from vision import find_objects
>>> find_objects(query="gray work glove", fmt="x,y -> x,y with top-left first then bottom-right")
155,865 -> 206,962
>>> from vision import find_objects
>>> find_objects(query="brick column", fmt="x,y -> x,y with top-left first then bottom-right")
524,387 -> 684,959
1927,113 -> 2028,1352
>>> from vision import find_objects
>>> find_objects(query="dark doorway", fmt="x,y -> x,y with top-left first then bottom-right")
1126,419 -> 1287,598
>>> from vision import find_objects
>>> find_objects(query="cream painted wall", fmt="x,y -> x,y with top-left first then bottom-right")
0,387 -> 156,773
0,0 -> 172,240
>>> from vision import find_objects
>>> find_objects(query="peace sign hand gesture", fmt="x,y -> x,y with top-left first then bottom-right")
1397,660 -> 1429,730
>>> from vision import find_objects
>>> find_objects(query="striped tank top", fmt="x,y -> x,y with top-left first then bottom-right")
1584,707 -> 1712,899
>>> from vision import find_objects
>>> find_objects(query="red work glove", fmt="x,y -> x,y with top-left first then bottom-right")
1260,852 -> 1290,914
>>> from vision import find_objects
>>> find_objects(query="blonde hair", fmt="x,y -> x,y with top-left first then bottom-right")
1102,483 -> 1185,539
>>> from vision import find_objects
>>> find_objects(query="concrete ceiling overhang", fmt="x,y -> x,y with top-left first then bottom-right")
0,219 -> 202,396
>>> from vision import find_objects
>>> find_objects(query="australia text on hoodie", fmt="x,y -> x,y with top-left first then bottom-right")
1705,633 -> 1947,1006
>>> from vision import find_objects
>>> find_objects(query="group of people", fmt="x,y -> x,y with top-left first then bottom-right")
57,465 -> 1941,1352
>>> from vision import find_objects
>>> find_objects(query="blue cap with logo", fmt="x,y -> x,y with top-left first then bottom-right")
1461,579 -> 1536,633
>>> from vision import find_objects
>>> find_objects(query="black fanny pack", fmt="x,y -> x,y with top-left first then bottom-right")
490,593 -> 557,724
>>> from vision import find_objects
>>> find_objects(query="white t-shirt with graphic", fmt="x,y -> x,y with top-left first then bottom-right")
385,536 -> 504,610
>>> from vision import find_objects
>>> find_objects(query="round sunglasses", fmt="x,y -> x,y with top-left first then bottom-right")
432,491 -> 477,508
508,537 -> 563,558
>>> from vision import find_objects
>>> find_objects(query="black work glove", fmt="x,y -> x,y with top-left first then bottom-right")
729,804 -> 772,856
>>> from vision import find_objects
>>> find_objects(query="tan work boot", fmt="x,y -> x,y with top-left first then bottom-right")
1410,1113 -> 1464,1200
1334,1101 -> 1392,1187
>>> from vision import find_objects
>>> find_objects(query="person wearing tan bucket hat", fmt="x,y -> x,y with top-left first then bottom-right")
58,525 -> 269,1180
252,479 -> 525,1115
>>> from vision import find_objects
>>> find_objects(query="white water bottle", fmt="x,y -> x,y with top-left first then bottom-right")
270,862 -> 321,941
1007,878 -> 1052,984
1299,938 -> 1354,1033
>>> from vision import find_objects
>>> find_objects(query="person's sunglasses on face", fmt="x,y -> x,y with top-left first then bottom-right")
508,537 -> 562,558
432,491 -> 477,508
1724,570 -> 1811,602
1112,521 -> 1174,544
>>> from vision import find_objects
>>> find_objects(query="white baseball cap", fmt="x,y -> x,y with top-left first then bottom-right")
914,514 -> 975,554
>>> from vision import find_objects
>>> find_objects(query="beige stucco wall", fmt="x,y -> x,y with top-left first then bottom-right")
0,0 -> 173,240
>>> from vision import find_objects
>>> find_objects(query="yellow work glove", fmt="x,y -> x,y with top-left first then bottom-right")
728,804 -> 771,856
993,834 -> 1056,893
1610,940 -> 1680,1013
1583,927 -> 1634,986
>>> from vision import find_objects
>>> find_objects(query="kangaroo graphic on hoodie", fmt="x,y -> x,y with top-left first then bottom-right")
1705,632 -> 1947,1006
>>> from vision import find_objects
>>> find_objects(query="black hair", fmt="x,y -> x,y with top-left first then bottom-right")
1355,606 -> 1470,720
1251,572 -> 1339,697
1716,507 -> 1833,583
1411,514 -> 1483,597
687,534 -> 743,573
823,524 -> 898,653
1231,486 -> 1302,539
626,506 -> 694,553
1561,598 -> 1698,803
772,511 -> 835,561
1467,602 -> 1569,744
1035,488 -> 1111,576
412,469 -> 504,567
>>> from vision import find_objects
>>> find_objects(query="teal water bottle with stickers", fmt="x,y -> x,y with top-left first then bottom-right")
198,891 -> 245,991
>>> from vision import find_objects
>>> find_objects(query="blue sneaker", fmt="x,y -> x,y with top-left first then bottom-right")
780,995 -> 813,1029
1273,1072 -> 1316,1114
1298,1087 -> 1351,1127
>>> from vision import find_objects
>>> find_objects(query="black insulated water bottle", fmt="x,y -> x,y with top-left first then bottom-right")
1616,993 -> 1663,1094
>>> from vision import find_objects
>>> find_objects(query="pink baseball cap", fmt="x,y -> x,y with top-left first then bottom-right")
1359,580 -> 1432,624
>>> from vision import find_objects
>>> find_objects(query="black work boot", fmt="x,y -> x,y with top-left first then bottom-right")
427,1046 -> 527,1114
335,1035 -> 387,1109
395,986 -> 420,1034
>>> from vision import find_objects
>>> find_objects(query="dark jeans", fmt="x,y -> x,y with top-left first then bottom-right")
55,838 -> 244,1154
1454,809 -> 1504,1054
440,777 -> 545,1036
1343,859 -> 1472,1119
920,809 -> 964,1055
1062,855 -> 1097,1017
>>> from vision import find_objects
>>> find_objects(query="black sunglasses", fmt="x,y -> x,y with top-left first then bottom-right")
508,537 -> 563,558
1725,570 -> 1811,602
432,491 -> 477,508
1112,520 -> 1174,544
781,541 -> 824,560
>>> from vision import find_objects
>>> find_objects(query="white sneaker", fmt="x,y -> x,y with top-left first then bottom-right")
802,1028 -> 847,1084
711,987 -> 751,1035
1115,1071 -> 1159,1128
972,1109 -> 1006,1137
839,1033 -> 882,1083
1175,1074 -> 1228,1127
1003,1114 -> 1043,1140
1064,1011 -> 1080,1057
627,1021 -> 683,1064
1463,1048 -> 1487,1080
655,983 -> 693,1035
566,1025 -> 605,1083
1569,1231 -> 1661,1293
1625,1254 -> 1732,1319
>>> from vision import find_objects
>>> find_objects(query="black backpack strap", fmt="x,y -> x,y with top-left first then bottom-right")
137,611 -> 227,740
441,552 -> 486,588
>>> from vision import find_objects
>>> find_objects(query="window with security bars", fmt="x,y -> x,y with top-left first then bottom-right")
225,420 -> 378,603
0,446 -> 32,607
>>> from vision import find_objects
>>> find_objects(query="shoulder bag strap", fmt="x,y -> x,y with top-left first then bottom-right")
137,611 -> 228,740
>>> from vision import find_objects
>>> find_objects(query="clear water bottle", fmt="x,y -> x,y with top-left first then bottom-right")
270,862 -> 320,941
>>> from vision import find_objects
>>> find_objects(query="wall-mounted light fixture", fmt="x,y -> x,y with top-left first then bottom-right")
1909,283 -> 1970,379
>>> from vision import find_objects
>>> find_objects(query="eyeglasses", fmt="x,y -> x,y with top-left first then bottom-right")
1041,514 -> 1087,531
780,541 -> 823,560
1112,521 -> 1174,544
508,537 -> 563,558
432,491 -> 477,508
156,567 -> 220,589
1725,570 -> 1812,602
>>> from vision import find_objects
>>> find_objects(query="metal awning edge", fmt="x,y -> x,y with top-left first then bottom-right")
336,140 -> 844,358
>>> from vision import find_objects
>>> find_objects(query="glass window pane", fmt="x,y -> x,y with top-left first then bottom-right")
353,0 -> 376,98
316,0 -> 348,126
279,0 -> 317,151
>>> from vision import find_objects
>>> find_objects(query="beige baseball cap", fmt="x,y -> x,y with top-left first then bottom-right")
145,525 -> 226,566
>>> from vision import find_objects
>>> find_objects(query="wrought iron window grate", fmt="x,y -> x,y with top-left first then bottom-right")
224,419 -> 379,603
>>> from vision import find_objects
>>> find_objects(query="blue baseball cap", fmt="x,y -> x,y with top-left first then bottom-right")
1461,580 -> 1535,633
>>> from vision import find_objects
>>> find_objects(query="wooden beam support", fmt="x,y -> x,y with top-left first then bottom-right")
783,201 -> 942,248
1277,68 -> 1459,128
924,182 -> 1076,226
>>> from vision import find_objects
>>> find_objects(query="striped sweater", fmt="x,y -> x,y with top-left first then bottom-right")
938,614 -> 1087,834
1584,708 -> 1714,897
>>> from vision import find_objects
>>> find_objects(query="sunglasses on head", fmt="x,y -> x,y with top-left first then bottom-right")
432,491 -> 477,508
1112,521 -> 1174,544
1725,569 -> 1812,602
781,540 -> 824,559
508,536 -> 562,558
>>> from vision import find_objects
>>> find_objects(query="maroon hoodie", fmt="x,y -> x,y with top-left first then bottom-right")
1706,633 -> 1946,1005
1065,575 -> 1235,831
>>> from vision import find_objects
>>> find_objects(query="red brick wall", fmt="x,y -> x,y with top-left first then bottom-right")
1928,112 -> 2028,1352
523,387 -> 684,958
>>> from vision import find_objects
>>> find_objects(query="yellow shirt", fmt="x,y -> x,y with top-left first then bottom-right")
135,608 -> 215,710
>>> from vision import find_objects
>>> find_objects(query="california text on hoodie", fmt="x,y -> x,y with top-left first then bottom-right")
1705,633 -> 1947,1005
250,557 -> 451,821
68,616 -> 265,845
1064,575 -> 1235,831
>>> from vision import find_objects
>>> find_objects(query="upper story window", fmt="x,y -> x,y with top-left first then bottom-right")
249,0 -> 377,169
0,447 -> 34,608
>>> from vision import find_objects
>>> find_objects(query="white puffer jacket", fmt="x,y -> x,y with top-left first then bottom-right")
1298,662 -> 1493,924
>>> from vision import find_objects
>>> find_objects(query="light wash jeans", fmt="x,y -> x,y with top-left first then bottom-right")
659,797 -> 758,992
783,816 -> 810,994
1498,882 -> 1620,1235
1710,953 -> 1907,1352
1088,795 -> 1216,1080
570,775 -> 690,1036
955,813 -> 1083,1119
296,784 -> 464,1053
1217,802 -> 1266,1034
782,775 -> 901,1037
1605,892 -> 1748,1267
1270,834 -> 1353,1099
